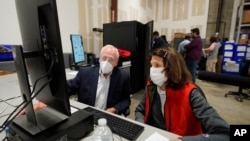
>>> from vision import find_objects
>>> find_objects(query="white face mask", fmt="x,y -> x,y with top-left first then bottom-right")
100,61 -> 113,74
150,67 -> 167,87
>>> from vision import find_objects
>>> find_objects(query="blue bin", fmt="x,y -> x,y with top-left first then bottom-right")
0,45 -> 13,61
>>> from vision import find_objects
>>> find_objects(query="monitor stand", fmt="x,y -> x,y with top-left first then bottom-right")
9,109 -> 93,140
13,107 -> 68,135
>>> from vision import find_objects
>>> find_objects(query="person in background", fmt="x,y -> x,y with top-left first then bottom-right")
135,47 -> 229,141
184,28 -> 203,83
216,38 -> 228,73
20,45 -> 131,115
215,32 -> 222,46
177,34 -> 191,58
160,35 -> 170,47
151,31 -> 168,50
203,36 -> 220,72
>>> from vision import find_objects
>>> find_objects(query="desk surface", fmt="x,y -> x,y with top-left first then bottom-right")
0,71 -> 179,140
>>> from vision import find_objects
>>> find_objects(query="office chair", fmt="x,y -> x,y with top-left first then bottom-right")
225,60 -> 250,101
197,67 -> 250,102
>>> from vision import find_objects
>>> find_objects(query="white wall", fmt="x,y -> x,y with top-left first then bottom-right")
0,0 -> 217,54
117,0 -> 209,42
0,0 -> 81,53
77,0 -> 110,56
0,0 -> 22,45
57,0 -> 81,53
157,0 -> 210,39
117,0 -> 153,23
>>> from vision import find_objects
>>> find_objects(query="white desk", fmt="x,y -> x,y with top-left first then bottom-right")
0,71 -> 180,140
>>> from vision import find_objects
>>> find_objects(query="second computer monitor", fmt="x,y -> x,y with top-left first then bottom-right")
70,34 -> 87,65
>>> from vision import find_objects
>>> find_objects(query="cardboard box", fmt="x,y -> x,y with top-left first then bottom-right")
242,10 -> 250,24
174,33 -> 185,38
239,39 -> 249,44
240,33 -> 249,39
0,71 -> 14,76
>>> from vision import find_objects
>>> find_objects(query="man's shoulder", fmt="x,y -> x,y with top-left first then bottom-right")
79,65 -> 99,73
196,36 -> 203,42
185,39 -> 191,43
179,40 -> 189,47
115,67 -> 129,73
181,39 -> 190,44
113,67 -> 129,77
191,36 -> 202,45
156,37 -> 165,43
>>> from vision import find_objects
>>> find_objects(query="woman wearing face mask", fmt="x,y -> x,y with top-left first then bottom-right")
135,47 -> 229,141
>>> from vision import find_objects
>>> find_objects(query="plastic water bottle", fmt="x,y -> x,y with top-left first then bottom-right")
93,118 -> 113,141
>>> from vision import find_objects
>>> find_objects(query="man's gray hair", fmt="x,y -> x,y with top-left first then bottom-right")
100,44 -> 120,59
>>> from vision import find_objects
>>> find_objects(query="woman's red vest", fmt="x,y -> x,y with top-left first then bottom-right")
144,81 -> 203,136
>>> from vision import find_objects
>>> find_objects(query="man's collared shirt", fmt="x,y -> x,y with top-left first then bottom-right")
94,69 -> 111,110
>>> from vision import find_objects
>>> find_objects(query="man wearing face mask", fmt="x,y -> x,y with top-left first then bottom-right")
17,45 -> 130,117
67,44 -> 131,115
135,47 -> 229,141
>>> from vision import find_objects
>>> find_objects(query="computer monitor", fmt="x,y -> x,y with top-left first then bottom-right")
70,34 -> 86,65
14,0 -> 71,135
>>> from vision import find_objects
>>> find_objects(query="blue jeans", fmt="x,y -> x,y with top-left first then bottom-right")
185,58 -> 199,83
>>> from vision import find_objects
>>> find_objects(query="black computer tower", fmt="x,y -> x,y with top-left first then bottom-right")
103,20 -> 153,94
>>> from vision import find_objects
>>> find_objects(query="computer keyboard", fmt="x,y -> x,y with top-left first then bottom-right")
82,106 -> 144,141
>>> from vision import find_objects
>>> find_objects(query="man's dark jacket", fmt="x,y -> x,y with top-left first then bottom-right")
67,65 -> 131,114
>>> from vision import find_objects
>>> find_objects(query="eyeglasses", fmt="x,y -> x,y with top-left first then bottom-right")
100,56 -> 115,63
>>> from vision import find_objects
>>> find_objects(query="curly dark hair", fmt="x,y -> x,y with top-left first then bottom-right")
210,36 -> 217,43
149,47 -> 192,89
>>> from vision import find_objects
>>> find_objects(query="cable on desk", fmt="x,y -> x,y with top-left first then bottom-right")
0,96 -> 22,107
0,78 -> 52,133
0,96 -> 21,102
0,113 -> 12,119
0,99 -> 19,115
0,49 -> 55,133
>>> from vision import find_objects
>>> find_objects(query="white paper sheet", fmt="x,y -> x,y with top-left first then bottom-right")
70,106 -> 78,113
144,132 -> 169,141
66,71 -> 78,76
236,45 -> 246,52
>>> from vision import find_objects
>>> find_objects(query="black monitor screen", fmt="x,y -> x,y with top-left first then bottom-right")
70,34 -> 85,64
14,0 -> 71,135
